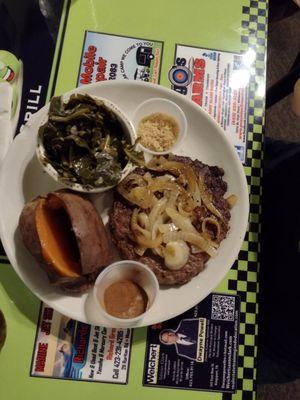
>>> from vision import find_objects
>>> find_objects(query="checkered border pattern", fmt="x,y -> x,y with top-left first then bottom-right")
223,1 -> 268,400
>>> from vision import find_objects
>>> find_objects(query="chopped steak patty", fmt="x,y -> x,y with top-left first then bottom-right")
109,156 -> 231,285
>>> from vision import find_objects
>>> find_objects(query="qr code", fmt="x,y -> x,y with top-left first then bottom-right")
211,295 -> 235,321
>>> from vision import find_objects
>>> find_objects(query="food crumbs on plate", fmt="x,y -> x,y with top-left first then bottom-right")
103,280 -> 148,319
138,113 -> 179,152
226,194 -> 237,209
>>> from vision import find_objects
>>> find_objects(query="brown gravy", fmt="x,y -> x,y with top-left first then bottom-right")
103,280 -> 148,319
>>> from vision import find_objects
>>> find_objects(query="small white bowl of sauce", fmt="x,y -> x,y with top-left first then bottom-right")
93,260 -> 159,327
132,97 -> 187,155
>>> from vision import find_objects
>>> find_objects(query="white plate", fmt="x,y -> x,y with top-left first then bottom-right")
0,81 -> 249,328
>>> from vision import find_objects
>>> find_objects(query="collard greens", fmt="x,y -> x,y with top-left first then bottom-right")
39,94 -> 144,188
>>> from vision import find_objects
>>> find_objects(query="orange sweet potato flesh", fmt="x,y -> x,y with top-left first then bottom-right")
35,198 -> 81,278
19,190 -> 112,292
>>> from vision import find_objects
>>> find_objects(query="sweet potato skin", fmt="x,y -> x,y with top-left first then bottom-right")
19,197 -> 44,264
48,191 -> 111,274
18,196 -> 62,284
18,191 -> 112,293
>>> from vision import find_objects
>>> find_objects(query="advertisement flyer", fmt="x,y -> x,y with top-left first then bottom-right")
143,293 -> 239,393
78,31 -> 163,86
31,304 -> 132,384
169,45 -> 249,163
76,31 -> 248,163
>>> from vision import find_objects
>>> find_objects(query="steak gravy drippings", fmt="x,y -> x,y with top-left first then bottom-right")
103,280 -> 148,319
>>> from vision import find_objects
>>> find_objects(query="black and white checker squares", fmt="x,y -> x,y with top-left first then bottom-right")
223,0 -> 268,399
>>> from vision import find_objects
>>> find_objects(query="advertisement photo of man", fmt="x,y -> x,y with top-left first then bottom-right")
159,318 -> 205,362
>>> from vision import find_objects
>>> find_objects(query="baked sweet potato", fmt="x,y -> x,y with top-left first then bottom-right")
19,190 -> 112,292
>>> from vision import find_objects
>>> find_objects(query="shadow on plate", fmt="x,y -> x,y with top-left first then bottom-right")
13,228 -> 83,304
22,153 -> 62,203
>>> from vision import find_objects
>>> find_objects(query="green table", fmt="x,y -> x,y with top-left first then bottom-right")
0,1 -> 267,399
